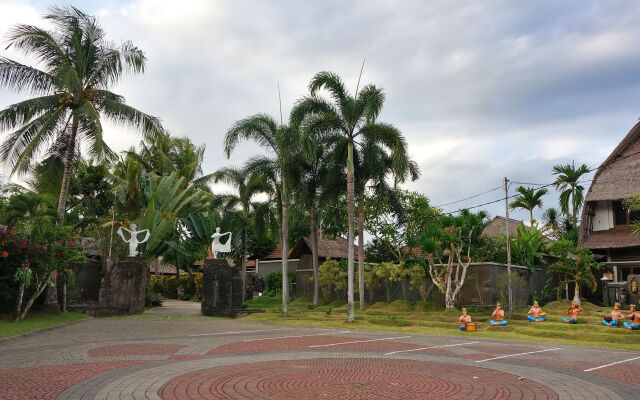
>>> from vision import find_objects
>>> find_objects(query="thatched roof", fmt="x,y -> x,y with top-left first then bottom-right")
580,121 -> 640,247
481,216 -> 525,238
582,226 -> 640,249
289,237 -> 359,259
584,121 -> 640,202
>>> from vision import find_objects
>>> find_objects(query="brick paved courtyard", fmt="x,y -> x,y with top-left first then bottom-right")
1,301 -> 639,399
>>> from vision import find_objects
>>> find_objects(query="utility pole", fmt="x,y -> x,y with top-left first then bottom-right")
504,177 -> 513,313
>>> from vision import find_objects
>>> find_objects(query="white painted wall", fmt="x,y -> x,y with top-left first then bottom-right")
592,200 -> 614,231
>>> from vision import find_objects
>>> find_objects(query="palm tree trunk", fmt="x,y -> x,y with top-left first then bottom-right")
358,198 -> 365,311
346,142 -> 355,322
45,118 -> 79,312
242,226 -> 247,304
573,282 -> 581,305
310,207 -> 319,307
281,174 -> 290,315
530,209 -> 534,225
13,279 -> 25,323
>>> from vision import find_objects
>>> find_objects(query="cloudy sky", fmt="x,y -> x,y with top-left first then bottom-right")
2,0 -> 640,224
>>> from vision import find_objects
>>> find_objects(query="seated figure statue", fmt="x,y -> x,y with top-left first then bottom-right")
459,308 -> 472,331
601,302 -> 624,327
562,301 -> 583,324
490,303 -> 507,326
623,304 -> 639,330
527,301 -> 546,322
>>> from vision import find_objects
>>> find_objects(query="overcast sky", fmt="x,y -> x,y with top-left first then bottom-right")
2,0 -> 640,224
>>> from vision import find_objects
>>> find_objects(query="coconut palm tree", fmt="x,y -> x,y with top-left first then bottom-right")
291,71 -> 410,322
214,166 -> 271,302
0,6 -> 166,309
509,186 -> 549,224
126,133 -> 215,190
552,162 -> 590,220
224,115 -> 298,314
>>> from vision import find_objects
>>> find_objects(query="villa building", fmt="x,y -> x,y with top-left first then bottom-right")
579,121 -> 640,295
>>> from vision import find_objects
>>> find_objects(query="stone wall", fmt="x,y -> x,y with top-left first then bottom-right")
97,257 -> 147,316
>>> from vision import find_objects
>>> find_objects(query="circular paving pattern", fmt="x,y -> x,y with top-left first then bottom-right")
160,358 -> 559,400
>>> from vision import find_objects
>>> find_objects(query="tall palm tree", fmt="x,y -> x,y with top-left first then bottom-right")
509,186 -> 548,224
214,166 -> 271,302
224,115 -> 298,314
552,162 -> 590,219
292,71 -> 410,322
354,139 -> 419,310
0,6 -> 165,309
288,126 -> 344,307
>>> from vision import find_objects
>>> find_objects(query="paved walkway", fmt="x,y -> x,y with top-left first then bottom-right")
146,299 -> 201,315
0,301 -> 639,399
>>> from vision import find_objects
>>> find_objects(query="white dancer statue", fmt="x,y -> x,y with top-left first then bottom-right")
117,223 -> 150,257
211,227 -> 232,258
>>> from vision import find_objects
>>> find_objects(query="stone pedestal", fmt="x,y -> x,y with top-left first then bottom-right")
97,257 -> 147,316
201,259 -> 245,317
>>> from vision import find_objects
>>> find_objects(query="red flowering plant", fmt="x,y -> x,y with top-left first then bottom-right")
0,225 -> 85,322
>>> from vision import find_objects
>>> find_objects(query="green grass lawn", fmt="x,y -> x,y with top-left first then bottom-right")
245,297 -> 640,352
0,312 -> 90,339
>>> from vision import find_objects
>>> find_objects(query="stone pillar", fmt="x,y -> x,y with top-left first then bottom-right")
98,256 -> 146,316
231,267 -> 243,309
201,259 -> 233,316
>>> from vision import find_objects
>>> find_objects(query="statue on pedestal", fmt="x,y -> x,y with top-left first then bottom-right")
211,227 -> 232,258
117,223 -> 150,257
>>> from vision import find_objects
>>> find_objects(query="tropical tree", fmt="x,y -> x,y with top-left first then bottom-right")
354,138 -> 418,310
541,208 -> 560,234
0,6 -> 166,309
548,240 -> 602,305
552,162 -> 590,219
420,212 -> 485,309
291,71 -> 409,322
214,166 -> 271,302
509,186 -> 548,224
224,115 -> 298,314
288,127 -> 342,307
126,133 -> 215,190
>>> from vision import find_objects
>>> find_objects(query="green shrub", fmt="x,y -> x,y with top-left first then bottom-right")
145,291 -> 164,307
263,271 -> 295,297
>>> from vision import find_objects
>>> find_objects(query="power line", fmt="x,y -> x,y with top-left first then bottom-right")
442,150 -> 640,215
433,186 -> 502,208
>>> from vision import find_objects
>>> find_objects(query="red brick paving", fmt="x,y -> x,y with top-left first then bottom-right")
87,343 -> 185,357
160,358 -> 559,400
0,361 -> 147,400
207,336 -> 443,355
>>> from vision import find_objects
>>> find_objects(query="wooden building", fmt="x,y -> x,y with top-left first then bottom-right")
580,121 -> 640,287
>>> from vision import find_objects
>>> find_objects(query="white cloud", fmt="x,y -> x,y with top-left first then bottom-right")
2,0 -> 640,225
